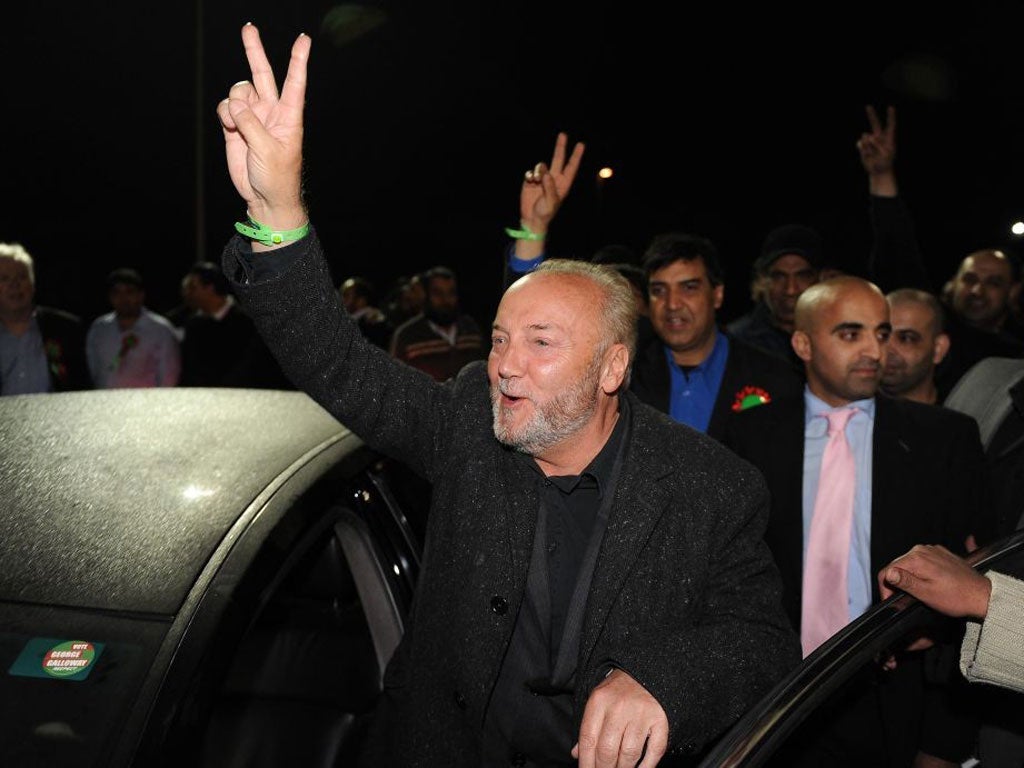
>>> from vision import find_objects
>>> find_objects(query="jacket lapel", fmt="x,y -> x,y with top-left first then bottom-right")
761,399 -> 806,624
577,404 -> 675,666
498,448 -> 540,598
869,397 -> 909,592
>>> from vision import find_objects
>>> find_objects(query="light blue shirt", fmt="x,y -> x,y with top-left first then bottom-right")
86,308 -> 181,388
802,388 -> 875,623
0,316 -> 52,395
666,330 -> 729,433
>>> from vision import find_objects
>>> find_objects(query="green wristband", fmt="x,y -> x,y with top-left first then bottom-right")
235,214 -> 310,246
504,222 -> 545,241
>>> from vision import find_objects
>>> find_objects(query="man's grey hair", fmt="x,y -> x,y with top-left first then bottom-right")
533,258 -> 638,377
0,243 -> 35,285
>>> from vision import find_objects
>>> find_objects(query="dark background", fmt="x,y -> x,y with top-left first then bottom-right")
6,2 -> 1024,330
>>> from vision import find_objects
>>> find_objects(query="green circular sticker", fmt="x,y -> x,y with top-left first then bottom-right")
42,641 -> 96,678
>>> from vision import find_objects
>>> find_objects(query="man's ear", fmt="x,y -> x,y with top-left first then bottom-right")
713,283 -> 725,311
1009,281 -> 1022,311
601,343 -> 629,394
791,330 -> 812,362
933,332 -> 951,365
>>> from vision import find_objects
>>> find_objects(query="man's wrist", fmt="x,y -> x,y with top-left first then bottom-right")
246,201 -> 307,231
868,173 -> 898,198
237,210 -> 310,252
974,575 -> 993,620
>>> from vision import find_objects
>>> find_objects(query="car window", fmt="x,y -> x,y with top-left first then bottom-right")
193,515 -> 385,768
0,610 -> 168,768
150,461 -> 424,768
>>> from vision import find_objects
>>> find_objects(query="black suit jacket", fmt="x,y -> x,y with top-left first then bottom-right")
34,306 -> 90,392
181,303 -> 291,389
722,394 -> 990,763
224,231 -> 801,766
630,331 -> 803,441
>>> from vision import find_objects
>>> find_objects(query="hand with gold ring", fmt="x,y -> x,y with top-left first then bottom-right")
518,132 -> 585,238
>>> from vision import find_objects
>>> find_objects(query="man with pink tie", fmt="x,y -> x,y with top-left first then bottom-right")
723,276 -> 990,767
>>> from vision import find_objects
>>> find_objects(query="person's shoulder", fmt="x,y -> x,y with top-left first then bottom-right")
452,359 -> 489,386
87,311 -> 116,330
36,305 -> 83,326
880,394 -> 980,436
457,314 -> 482,334
725,311 -> 754,335
392,313 -> 427,338
947,356 -> 1024,404
726,333 -> 802,379
143,309 -> 182,335
183,311 -> 211,329
221,303 -> 256,330
629,395 -> 765,479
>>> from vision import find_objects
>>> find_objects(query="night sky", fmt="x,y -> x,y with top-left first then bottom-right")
7,2 -> 1024,329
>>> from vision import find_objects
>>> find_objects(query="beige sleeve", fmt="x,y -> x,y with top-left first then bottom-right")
960,571 -> 1024,694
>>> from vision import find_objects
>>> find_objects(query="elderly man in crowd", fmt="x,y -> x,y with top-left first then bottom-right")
214,24 -> 798,768
0,242 -> 89,394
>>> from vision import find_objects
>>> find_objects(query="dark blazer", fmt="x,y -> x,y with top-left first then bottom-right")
180,303 -> 291,389
722,394 -> 989,764
35,305 -> 90,392
224,232 -> 800,766
630,330 -> 803,441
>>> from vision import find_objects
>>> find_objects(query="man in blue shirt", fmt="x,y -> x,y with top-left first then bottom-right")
629,232 -> 802,440
0,242 -> 89,395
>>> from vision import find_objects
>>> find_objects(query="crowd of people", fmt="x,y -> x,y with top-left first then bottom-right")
0,240 -> 493,394
4,22 -> 1024,768
0,250 -> 296,394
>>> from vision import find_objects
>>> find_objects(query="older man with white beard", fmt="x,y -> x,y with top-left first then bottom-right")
215,24 -> 798,768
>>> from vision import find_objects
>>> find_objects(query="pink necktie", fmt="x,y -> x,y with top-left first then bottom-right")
801,407 -> 857,658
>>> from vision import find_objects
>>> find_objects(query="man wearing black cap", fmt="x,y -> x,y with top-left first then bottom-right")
726,223 -> 823,365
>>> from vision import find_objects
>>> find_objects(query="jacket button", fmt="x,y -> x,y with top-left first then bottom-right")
491,595 -> 508,615
453,690 -> 467,709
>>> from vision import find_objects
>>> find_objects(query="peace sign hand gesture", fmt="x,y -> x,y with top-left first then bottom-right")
216,23 -> 311,233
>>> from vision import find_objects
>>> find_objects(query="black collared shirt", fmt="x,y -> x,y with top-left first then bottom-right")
484,397 -> 630,766
524,404 -> 627,660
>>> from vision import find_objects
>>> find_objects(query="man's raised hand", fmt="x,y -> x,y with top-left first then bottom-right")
216,23 -> 310,231
518,132 -> 586,235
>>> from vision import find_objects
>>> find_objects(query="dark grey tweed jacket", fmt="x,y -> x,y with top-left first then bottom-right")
223,232 -> 800,766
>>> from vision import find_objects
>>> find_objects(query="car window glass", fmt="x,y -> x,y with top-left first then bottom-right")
194,516 -> 385,768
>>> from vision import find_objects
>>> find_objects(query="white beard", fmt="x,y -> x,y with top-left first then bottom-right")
490,355 -> 602,455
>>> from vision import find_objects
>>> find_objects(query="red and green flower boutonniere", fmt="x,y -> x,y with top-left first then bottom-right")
43,339 -> 68,383
113,333 -> 139,371
731,385 -> 772,412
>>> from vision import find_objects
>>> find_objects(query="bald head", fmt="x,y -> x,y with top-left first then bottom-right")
791,277 -> 891,406
887,288 -> 945,335
951,248 -> 1020,331
881,288 -> 950,404
794,276 -> 887,333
